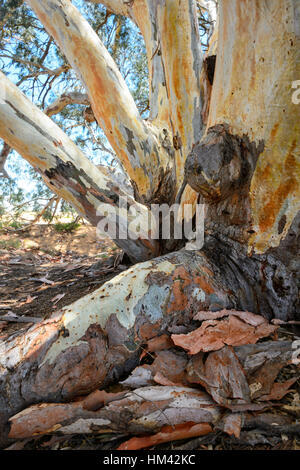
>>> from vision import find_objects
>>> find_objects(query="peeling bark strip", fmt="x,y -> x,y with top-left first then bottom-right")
207,0 -> 300,253
0,71 -> 158,262
0,250 -> 231,446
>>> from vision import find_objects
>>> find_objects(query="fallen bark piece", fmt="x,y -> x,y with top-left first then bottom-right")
234,341 -> 293,373
172,315 -> 277,354
122,386 -> 221,432
8,389 -> 128,439
0,321 -> 7,330
9,402 -> 87,439
0,315 -> 42,324
194,309 -> 266,326
117,422 -> 213,450
8,386 -> 220,440
216,413 -> 244,439
244,413 -> 293,428
271,319 -> 300,326
187,346 -> 251,406
29,277 -> 55,285
226,403 -> 272,412
243,421 -> 300,437
81,389 -> 128,411
138,322 -> 162,341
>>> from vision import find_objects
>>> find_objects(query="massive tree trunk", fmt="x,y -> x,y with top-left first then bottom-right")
0,0 -> 299,447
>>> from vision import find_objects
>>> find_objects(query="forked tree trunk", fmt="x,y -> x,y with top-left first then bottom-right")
0,0 -> 299,447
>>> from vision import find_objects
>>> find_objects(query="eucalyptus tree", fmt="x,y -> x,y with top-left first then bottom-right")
0,0 -> 299,445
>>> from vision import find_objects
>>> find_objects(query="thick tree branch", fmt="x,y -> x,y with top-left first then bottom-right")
26,0 -> 173,202
0,71 -> 159,262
